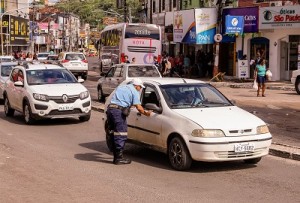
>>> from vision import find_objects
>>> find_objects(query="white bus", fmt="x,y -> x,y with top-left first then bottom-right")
98,23 -> 162,72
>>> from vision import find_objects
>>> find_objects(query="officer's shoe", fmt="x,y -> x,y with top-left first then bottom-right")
113,157 -> 131,165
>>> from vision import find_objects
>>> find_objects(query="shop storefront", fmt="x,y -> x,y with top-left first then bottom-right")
259,6 -> 300,81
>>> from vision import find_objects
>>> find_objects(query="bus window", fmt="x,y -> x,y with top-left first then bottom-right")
125,25 -> 160,40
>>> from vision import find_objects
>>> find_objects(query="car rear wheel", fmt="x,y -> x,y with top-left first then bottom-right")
168,137 -> 192,171
4,97 -> 14,117
24,102 -> 35,125
98,86 -> 105,102
295,78 -> 300,95
243,157 -> 262,164
79,114 -> 91,122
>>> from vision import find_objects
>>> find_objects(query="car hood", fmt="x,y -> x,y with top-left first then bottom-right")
30,83 -> 87,95
173,106 -> 265,129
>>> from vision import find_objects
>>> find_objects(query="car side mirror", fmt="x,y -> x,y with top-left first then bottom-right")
145,103 -> 162,114
14,81 -> 24,87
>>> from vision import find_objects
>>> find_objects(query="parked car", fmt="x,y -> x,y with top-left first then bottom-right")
58,52 -> 88,80
97,63 -> 162,102
99,53 -> 113,73
291,69 -> 300,95
37,52 -> 50,61
2,63 -> 91,124
44,55 -> 59,64
103,78 -> 272,170
0,61 -> 18,101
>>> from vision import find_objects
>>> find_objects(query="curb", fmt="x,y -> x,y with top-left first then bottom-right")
90,104 -> 299,162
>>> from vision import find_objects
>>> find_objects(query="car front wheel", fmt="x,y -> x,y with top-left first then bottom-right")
79,114 -> 91,122
295,78 -> 300,95
168,137 -> 192,171
24,102 -> 35,125
4,97 -> 14,117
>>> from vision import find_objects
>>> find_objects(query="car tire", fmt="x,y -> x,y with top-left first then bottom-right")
4,97 -> 14,117
23,102 -> 35,125
98,86 -> 105,102
105,121 -> 114,152
168,136 -> 192,171
243,157 -> 262,164
79,114 -> 91,122
295,77 -> 300,95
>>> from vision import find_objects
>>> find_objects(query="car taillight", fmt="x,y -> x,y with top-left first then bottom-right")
62,59 -> 69,63
82,59 -> 88,63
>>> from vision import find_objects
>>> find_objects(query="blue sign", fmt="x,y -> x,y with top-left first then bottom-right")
225,15 -> 244,34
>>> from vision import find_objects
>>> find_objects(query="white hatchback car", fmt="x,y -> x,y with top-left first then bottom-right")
103,78 -> 272,170
0,61 -> 18,101
3,63 -> 91,124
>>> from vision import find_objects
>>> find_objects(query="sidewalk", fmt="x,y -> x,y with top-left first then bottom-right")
88,71 -> 299,161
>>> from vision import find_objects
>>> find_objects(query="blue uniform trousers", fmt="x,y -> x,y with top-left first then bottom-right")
106,108 -> 128,151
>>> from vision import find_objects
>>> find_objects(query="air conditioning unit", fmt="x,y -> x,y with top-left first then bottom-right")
269,1 -> 282,6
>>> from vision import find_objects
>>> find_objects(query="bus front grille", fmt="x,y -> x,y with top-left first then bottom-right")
127,46 -> 157,53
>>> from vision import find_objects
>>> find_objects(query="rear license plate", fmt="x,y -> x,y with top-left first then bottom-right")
58,104 -> 74,111
234,143 -> 255,152
71,63 -> 79,66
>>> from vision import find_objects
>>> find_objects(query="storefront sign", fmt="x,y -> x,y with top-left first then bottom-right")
9,15 -> 30,45
173,9 -> 196,44
237,60 -> 249,78
259,6 -> 300,29
195,8 -> 217,44
225,15 -> 244,34
222,7 -> 258,33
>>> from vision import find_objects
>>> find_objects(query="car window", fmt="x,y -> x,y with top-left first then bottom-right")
65,54 -> 85,61
160,84 -> 232,108
106,67 -> 115,77
128,65 -> 160,77
113,66 -> 123,77
10,68 -> 20,82
141,86 -> 160,107
1,65 -> 14,77
26,69 -> 77,85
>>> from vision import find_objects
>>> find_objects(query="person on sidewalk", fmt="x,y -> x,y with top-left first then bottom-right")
106,78 -> 152,165
254,58 -> 267,97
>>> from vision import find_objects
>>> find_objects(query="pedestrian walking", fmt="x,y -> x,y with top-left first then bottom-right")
106,78 -> 152,165
254,58 -> 267,97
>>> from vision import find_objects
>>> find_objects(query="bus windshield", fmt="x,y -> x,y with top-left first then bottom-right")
125,25 -> 160,40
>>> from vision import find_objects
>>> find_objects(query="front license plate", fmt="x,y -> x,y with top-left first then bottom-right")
234,143 -> 255,152
58,104 -> 74,111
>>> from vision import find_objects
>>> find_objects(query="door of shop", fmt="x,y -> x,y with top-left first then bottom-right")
280,41 -> 288,80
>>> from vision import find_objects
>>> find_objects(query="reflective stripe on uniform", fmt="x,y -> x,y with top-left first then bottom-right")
114,132 -> 128,136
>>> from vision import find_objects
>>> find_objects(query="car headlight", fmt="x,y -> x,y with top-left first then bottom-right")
191,129 -> 225,137
33,93 -> 49,101
80,91 -> 89,100
257,125 -> 269,134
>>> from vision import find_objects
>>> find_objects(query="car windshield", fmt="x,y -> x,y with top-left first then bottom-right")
47,56 -> 58,60
128,65 -> 160,77
65,54 -> 85,61
1,65 -> 14,77
26,69 -> 78,85
160,83 -> 232,109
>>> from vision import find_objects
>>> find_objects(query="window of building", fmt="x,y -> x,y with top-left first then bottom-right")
159,0 -> 162,13
153,1 -> 156,13
162,0 -> 165,11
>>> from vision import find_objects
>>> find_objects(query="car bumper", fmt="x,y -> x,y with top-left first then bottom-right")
30,97 -> 92,119
188,133 -> 272,162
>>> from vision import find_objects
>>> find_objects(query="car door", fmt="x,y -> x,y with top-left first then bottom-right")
6,68 -> 24,111
131,84 -> 163,147
109,65 -> 124,93
101,66 -> 116,95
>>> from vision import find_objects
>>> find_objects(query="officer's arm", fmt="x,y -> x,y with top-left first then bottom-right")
134,104 -> 151,117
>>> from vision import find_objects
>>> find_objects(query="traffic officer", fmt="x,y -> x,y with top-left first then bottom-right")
106,78 -> 151,165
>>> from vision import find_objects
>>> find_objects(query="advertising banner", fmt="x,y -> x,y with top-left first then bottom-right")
173,9 -> 196,43
225,15 -> 244,34
195,8 -> 217,44
259,6 -> 300,29
237,60 -> 249,78
222,7 -> 258,33
9,15 -> 30,45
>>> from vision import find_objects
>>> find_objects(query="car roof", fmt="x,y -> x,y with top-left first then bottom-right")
25,63 -> 63,70
0,61 -> 18,65
137,78 -> 207,86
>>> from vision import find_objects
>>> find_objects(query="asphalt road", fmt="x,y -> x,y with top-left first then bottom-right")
0,106 -> 300,202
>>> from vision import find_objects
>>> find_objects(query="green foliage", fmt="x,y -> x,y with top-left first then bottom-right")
54,0 -> 142,29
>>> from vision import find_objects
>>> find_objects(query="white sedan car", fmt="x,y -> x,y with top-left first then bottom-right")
3,63 -> 91,124
103,78 -> 272,170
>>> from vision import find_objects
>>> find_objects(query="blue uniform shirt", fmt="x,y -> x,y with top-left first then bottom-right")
110,84 -> 141,108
